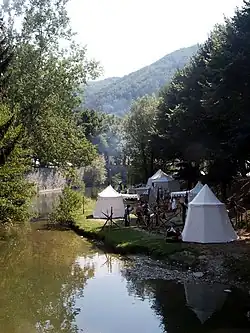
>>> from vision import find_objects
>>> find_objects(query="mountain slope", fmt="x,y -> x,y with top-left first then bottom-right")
84,44 -> 199,116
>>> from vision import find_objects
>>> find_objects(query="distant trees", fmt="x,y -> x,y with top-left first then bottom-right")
123,95 -> 160,183
123,1 -> 250,196
84,45 -> 199,116
77,108 -> 126,167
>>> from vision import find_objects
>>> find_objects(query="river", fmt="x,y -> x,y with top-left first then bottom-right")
0,192 -> 250,333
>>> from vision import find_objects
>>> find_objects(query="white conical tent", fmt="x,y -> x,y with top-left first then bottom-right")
188,181 -> 204,201
93,185 -> 125,219
184,283 -> 227,324
182,184 -> 238,243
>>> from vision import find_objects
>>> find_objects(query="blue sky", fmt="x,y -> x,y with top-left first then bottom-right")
67,0 -> 244,78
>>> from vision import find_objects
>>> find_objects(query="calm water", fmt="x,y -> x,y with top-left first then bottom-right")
0,193 -> 249,333
31,191 -> 62,218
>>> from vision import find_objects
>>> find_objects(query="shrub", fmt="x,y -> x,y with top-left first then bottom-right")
49,186 -> 83,226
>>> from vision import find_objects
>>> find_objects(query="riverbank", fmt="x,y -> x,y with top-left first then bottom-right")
74,198 -> 192,258
73,199 -> 250,288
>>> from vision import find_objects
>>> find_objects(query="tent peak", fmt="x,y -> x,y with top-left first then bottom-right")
190,184 -> 223,205
98,185 -> 121,198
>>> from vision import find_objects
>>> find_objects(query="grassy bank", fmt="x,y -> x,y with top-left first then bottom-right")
73,198 -> 194,259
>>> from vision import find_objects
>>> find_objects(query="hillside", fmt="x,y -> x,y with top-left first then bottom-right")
84,44 -> 199,116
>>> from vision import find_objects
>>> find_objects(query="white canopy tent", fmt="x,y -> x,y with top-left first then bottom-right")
146,169 -> 180,192
93,185 -> 125,219
153,177 -> 180,192
146,169 -> 169,187
184,283 -> 227,324
171,181 -> 203,200
182,184 -> 238,243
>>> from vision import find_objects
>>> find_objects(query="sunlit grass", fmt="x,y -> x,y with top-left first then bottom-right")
75,198 -> 185,257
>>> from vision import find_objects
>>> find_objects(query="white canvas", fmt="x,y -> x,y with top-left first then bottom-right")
146,169 -> 170,187
190,181 -> 204,195
188,181 -> 204,202
184,283 -> 227,324
171,181 -> 203,199
182,184 -> 238,243
93,185 -> 125,219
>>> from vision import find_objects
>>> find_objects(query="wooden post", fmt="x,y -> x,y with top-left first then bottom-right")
101,206 -> 119,231
82,195 -> 85,214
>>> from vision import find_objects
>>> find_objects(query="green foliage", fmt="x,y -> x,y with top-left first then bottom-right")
0,21 -> 34,225
0,105 -> 34,224
124,94 -> 160,183
49,186 -> 82,226
151,1 -> 250,193
3,0 -> 100,168
83,45 -> 199,115
80,155 -> 107,187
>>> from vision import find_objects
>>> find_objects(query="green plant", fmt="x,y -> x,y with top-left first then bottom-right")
49,186 -> 82,226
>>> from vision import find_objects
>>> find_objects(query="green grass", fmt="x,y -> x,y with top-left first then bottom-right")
74,198 -> 188,258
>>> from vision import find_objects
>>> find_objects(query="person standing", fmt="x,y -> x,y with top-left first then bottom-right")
124,204 -> 132,226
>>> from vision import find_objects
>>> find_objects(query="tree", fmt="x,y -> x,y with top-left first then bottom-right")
80,155 -> 107,188
155,2 -> 250,196
2,0 -> 100,168
0,105 -> 34,224
0,20 -> 34,224
124,95 -> 159,183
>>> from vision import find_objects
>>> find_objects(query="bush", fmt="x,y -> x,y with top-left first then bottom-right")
49,186 -> 83,226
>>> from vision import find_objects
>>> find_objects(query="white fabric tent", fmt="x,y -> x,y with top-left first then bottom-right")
171,181 -> 203,199
182,184 -> 238,243
146,169 -> 169,187
184,283 -> 227,324
188,181 -> 204,202
93,185 -> 125,219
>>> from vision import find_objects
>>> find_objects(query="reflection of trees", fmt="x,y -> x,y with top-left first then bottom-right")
32,192 -> 61,218
0,224 -> 95,333
122,270 -> 250,333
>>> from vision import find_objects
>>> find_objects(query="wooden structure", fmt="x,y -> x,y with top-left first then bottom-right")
101,206 -> 120,231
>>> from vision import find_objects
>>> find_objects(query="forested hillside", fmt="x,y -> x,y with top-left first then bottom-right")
84,45 -> 199,115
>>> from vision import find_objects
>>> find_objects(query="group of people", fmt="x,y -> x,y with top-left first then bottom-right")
123,194 -> 188,229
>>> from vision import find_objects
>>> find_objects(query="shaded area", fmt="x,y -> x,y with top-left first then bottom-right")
123,273 -> 250,333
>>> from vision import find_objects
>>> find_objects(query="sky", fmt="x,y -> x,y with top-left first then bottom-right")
67,0 -> 244,79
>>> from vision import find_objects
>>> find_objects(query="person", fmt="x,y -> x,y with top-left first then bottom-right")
124,204 -> 133,227
135,203 -> 143,226
153,204 -> 159,226
171,198 -> 177,212
180,193 -> 188,224
143,203 -> 150,227
117,182 -> 122,193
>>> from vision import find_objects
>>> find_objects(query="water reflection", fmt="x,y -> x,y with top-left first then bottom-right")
32,191 -> 61,218
184,283 -> 227,324
0,223 -> 250,333
122,273 -> 250,333
0,223 -> 96,333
